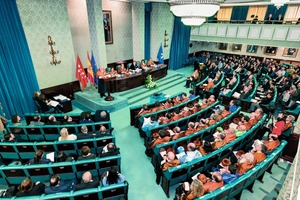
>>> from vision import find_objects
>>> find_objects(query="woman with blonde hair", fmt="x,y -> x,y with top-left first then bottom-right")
58,128 -> 77,141
179,179 -> 204,200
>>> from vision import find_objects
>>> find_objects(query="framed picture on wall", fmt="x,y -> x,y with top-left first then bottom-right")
232,44 -> 242,52
264,46 -> 277,56
103,10 -> 113,44
246,45 -> 258,53
282,48 -> 298,58
218,43 -> 228,50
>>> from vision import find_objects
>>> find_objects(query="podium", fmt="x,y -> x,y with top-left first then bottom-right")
104,76 -> 116,101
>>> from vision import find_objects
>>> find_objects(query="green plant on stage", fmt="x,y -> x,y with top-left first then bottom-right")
145,75 -> 158,90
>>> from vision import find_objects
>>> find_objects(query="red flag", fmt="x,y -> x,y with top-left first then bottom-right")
87,52 -> 94,84
76,55 -> 88,89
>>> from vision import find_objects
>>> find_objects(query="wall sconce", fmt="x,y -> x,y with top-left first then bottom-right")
48,36 -> 61,65
164,30 -> 169,48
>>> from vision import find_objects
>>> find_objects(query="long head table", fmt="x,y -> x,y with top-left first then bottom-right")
110,65 -> 168,92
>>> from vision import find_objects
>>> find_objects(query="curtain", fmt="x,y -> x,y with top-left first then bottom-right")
264,4 -> 288,20
0,0 -> 39,119
247,6 -> 267,20
144,3 -> 151,60
230,6 -> 249,21
169,17 -> 191,70
284,5 -> 300,22
217,7 -> 233,21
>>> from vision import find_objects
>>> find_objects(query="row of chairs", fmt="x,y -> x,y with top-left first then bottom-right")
138,96 -> 201,128
0,155 -> 121,186
159,114 -> 267,197
1,182 -> 129,200
197,140 -> 287,200
129,92 -> 184,126
6,121 -> 112,141
23,110 -> 110,125
0,136 -> 115,164
145,101 -> 219,139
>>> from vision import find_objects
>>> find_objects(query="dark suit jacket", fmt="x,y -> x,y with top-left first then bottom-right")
15,183 -> 46,197
77,133 -> 96,140
75,181 -> 99,191
78,154 -> 96,160
45,179 -> 76,194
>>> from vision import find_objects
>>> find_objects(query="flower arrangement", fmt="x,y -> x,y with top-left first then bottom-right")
145,75 -> 158,90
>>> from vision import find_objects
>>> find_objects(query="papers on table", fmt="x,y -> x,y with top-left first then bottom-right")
160,150 -> 167,158
232,92 -> 241,99
296,101 -> 300,104
229,123 -> 238,129
48,100 -> 59,107
54,94 -> 70,101
251,99 -> 258,103
46,152 -> 55,162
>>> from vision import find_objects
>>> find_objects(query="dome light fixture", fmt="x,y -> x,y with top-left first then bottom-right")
169,0 -> 222,26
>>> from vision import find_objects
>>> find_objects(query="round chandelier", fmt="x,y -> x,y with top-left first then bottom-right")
169,0 -> 222,26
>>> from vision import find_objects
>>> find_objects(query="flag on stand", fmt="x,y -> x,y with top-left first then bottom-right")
76,55 -> 88,89
91,53 -> 99,85
87,52 -> 95,84
157,43 -> 164,64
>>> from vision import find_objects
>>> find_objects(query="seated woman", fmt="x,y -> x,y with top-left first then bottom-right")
15,178 -> 46,197
176,179 -> 204,200
58,128 -> 77,141
185,70 -> 199,88
102,166 -> 126,186
11,115 -> 23,126
28,149 -> 52,164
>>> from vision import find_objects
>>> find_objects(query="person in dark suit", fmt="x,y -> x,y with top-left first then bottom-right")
94,110 -> 110,122
252,15 -> 258,24
129,60 -> 139,71
274,13 -> 283,24
75,171 -> 99,191
264,14 -> 273,24
15,178 -> 45,197
78,146 -> 96,160
100,142 -> 120,157
45,174 -> 76,194
77,125 -> 96,139
46,115 -> 60,125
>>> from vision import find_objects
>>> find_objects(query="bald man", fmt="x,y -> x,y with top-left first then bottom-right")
75,171 -> 99,191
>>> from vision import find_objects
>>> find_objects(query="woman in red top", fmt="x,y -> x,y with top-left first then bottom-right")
271,113 -> 285,136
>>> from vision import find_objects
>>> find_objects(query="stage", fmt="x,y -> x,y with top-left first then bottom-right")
72,69 -> 188,113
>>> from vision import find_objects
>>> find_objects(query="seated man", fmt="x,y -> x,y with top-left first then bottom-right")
45,174 -> 76,194
184,122 -> 195,136
100,142 -> 120,157
236,153 -> 254,175
2,133 -> 16,142
263,134 -> 280,152
211,132 -> 227,150
149,130 -> 170,149
29,115 -> 45,126
47,115 -> 60,125
179,143 -> 202,163
75,171 -> 99,191
161,151 -> 180,172
251,140 -> 266,164
141,115 -> 159,132
77,125 -> 96,139
203,172 -> 224,193
63,115 -> 76,125
78,146 -> 96,160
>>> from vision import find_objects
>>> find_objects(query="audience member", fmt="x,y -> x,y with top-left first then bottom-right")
11,115 -> 22,126
28,149 -> 52,165
101,167 -> 126,186
77,125 -> 95,139
79,114 -> 93,124
251,140 -> 266,164
56,151 -> 74,162
178,179 -> 204,200
100,142 -> 120,157
47,115 -> 60,125
161,151 -> 180,172
29,115 -> 45,126
45,174 -> 76,194
63,115 -> 76,125
3,133 -> 16,142
179,143 -> 202,163
203,172 -> 224,193
75,171 -> 99,191
78,146 -> 96,160
59,128 -> 77,141
15,178 -> 45,197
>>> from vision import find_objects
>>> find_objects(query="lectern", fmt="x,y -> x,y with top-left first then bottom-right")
104,76 -> 116,101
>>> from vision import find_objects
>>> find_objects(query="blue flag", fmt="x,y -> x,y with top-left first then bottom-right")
157,44 -> 164,64
91,53 -> 98,84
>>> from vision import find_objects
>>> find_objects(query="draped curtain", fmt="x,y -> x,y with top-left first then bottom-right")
284,5 -> 300,22
169,17 -> 191,70
0,0 -> 39,119
144,3 -> 152,60
246,6 -> 267,20
217,7 -> 233,21
230,6 -> 249,21
264,4 -> 288,20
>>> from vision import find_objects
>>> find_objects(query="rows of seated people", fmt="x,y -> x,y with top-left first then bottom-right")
140,95 -> 217,135
11,110 -> 110,126
1,166 -> 126,198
